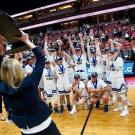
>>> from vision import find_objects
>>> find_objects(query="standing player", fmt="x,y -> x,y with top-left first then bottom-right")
109,49 -> 129,116
87,72 -> 110,112
70,74 -> 89,115
39,60 -> 59,113
87,38 -> 103,79
52,57 -> 71,113
69,33 -> 87,81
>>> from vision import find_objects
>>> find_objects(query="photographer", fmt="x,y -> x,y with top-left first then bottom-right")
0,32 -> 61,135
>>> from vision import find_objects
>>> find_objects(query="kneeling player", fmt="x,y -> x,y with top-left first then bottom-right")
70,74 -> 89,115
87,72 -> 110,112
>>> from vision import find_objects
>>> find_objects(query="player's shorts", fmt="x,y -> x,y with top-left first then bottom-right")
111,78 -> 127,93
67,70 -> 74,83
45,89 -> 57,98
57,83 -> 70,95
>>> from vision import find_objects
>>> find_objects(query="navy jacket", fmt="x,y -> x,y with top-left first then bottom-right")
0,47 -> 52,129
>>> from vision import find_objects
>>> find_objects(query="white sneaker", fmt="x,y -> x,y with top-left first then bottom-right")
127,101 -> 132,107
120,110 -> 129,117
113,106 -> 123,112
69,109 -> 77,115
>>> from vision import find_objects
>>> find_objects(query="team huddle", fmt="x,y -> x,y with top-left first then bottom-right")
24,33 -> 130,117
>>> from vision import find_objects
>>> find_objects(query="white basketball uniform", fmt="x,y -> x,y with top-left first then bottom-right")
87,79 -> 107,99
55,62 -> 70,95
39,67 -> 58,104
73,54 -> 87,80
110,57 -> 127,93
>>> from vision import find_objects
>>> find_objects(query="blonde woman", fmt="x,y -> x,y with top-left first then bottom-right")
0,32 -> 61,135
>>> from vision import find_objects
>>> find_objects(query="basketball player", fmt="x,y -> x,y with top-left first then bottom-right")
87,72 -> 110,112
68,33 -> 87,80
43,36 -> 59,63
102,48 -> 114,105
109,48 -> 129,116
70,74 -> 89,115
52,57 -> 71,113
39,60 -> 59,113
87,38 -> 103,79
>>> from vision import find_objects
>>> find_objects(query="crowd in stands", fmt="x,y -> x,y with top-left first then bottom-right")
29,19 -> 135,62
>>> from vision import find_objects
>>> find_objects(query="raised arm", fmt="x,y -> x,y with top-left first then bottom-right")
43,36 -> 49,57
68,35 -> 76,55
62,51 -> 71,64
86,38 -> 91,61
79,33 -> 86,55
108,39 -> 122,51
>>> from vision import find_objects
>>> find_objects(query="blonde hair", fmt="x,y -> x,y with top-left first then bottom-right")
1,58 -> 25,89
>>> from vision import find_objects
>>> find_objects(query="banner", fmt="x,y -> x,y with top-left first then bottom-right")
86,62 -> 134,75
123,62 -> 134,75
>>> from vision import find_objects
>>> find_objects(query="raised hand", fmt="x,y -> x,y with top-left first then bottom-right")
79,32 -> 83,40
15,31 -> 29,43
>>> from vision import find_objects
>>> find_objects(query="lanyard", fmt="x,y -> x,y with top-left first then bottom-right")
111,56 -> 118,68
92,57 -> 97,65
54,55 -> 58,62
47,68 -> 51,77
77,83 -> 80,89
59,64 -> 65,73
92,81 -> 97,89
77,55 -> 82,62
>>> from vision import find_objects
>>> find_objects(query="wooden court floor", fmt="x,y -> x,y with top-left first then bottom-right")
0,87 -> 135,135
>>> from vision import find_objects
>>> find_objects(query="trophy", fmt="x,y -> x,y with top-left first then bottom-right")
0,10 -> 29,54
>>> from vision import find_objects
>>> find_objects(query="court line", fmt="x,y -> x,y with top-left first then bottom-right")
80,105 -> 93,135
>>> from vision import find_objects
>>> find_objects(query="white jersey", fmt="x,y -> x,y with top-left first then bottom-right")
48,54 -> 59,63
24,64 -> 33,74
89,55 -> 103,74
55,63 -> 69,84
102,54 -> 112,81
66,59 -> 74,83
41,67 -> 57,91
102,55 -> 111,72
87,79 -> 107,89
73,54 -> 87,72
110,57 -> 124,81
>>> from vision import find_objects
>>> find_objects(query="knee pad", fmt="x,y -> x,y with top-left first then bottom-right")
120,93 -> 127,101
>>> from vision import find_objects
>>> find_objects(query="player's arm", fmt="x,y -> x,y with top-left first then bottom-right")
58,44 -> 63,57
95,86 -> 109,93
62,51 -> 71,64
43,36 -> 49,57
87,87 -> 95,94
86,38 -> 91,61
108,39 -> 122,51
79,33 -> 86,55
68,35 -> 76,55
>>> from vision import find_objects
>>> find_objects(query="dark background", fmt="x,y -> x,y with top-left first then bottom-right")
0,0 -> 64,15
